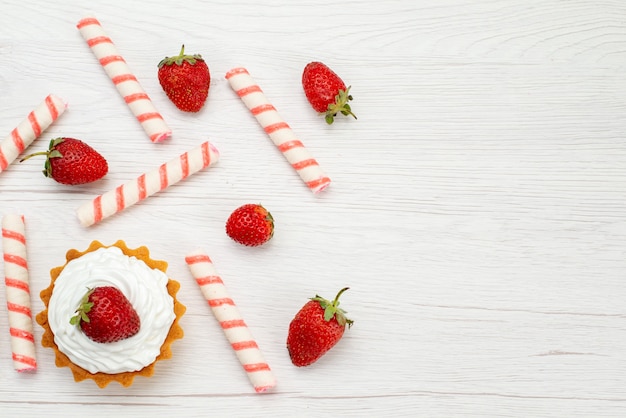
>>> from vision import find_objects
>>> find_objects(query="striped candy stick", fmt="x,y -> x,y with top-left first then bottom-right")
77,17 -> 171,143
76,141 -> 220,227
185,250 -> 276,393
1,214 -> 37,372
0,94 -> 67,174
225,67 -> 331,194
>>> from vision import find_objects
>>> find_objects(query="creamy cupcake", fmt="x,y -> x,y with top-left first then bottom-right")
36,240 -> 185,387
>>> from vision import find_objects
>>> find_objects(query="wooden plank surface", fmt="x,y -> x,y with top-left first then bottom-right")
0,0 -> 625,416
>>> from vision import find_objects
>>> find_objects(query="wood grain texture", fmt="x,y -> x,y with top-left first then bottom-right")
0,0 -> 625,417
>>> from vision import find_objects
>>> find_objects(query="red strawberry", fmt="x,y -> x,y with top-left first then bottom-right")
302,61 -> 356,124
225,203 -> 274,247
158,45 -> 210,112
20,137 -> 108,185
287,287 -> 353,367
70,286 -> 141,344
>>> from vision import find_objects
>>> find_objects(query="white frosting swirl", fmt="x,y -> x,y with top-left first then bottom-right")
47,247 -> 175,374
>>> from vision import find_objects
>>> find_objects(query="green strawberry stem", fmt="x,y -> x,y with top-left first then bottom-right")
19,151 -> 49,162
158,44 -> 203,68
19,138 -> 64,178
69,288 -> 95,326
19,138 -> 63,162
325,86 -> 357,124
312,287 -> 354,327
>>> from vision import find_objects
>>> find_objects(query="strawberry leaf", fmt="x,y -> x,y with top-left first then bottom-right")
70,288 -> 95,326
324,87 -> 357,124
311,287 -> 354,327
48,150 -> 63,159
158,44 -> 204,68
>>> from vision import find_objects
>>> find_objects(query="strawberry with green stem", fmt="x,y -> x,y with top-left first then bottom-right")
225,203 -> 274,247
287,287 -> 354,367
20,137 -> 108,185
158,44 -> 211,112
70,286 -> 140,344
302,61 -> 356,124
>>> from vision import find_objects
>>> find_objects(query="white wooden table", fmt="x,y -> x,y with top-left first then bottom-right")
1,1 -> 625,416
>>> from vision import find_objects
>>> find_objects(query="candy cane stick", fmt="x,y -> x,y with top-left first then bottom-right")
225,67 -> 331,193
2,214 -> 37,372
0,94 -> 67,174
185,250 -> 276,393
77,17 -> 171,143
76,141 -> 219,227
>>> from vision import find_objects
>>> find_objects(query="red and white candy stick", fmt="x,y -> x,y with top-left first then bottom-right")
1,214 -> 37,372
0,94 -> 67,174
77,17 -> 171,143
185,250 -> 276,393
225,67 -> 331,193
76,141 -> 219,227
